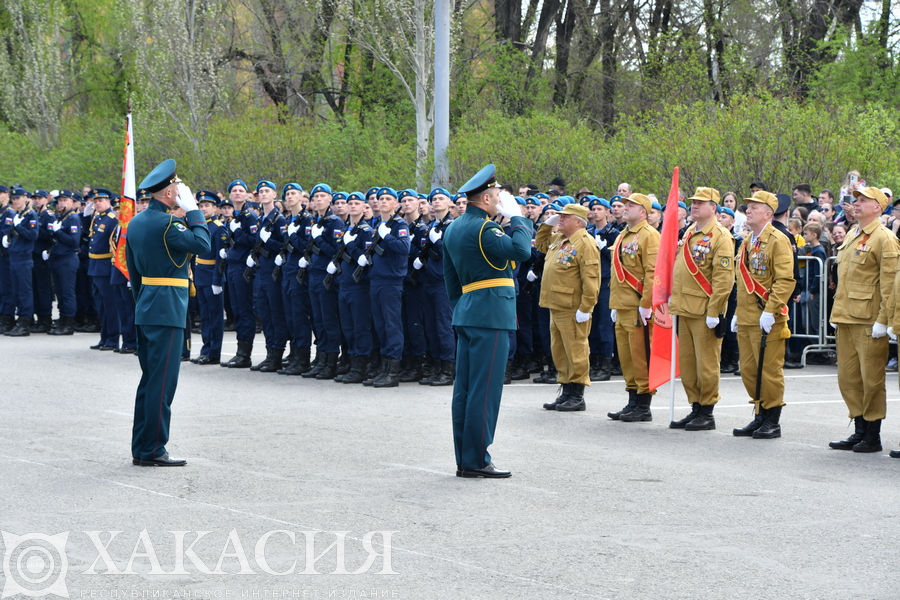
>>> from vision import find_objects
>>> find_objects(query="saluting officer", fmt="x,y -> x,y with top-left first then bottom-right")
731,191 -> 795,439
85,189 -> 120,350
829,187 -> 899,453
47,191 -> 83,335
190,190 -> 226,365
668,187 -> 735,430
221,180 -> 259,369
608,193 -> 660,422
2,187 -> 39,336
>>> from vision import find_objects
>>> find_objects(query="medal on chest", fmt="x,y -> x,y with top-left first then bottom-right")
692,236 -> 711,262
557,242 -> 577,266
623,238 -> 639,256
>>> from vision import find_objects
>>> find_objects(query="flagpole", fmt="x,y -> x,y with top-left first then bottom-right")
669,315 -> 677,423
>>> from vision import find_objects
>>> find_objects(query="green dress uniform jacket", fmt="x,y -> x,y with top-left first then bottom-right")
535,224 -> 600,313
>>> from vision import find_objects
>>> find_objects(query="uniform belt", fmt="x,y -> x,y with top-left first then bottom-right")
89,252 -> 113,259
195,258 -> 217,265
141,277 -> 189,288
461,278 -> 514,294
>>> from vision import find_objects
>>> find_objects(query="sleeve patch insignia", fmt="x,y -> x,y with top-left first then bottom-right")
70,226 -> 78,233
398,229 -> 409,237
720,257 -> 730,268
174,222 -> 188,232
492,229 -> 505,237
249,224 -> 258,233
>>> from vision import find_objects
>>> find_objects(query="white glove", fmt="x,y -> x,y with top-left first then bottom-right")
544,214 -> 560,227
83,201 -> 95,217
229,219 -> 240,232
575,310 -> 591,323
50,220 -> 61,232
245,256 -> 256,268
639,306 -> 653,325
595,235 -> 607,251
413,257 -> 424,270
496,190 -> 520,219
326,262 -> 338,275
274,254 -> 284,266
311,224 -> 324,239
126,281 -> 131,289
706,316 -> 719,329
343,230 -> 357,244
872,322 -> 888,338
13,214 -> 22,227
889,327 -> 897,341
287,221 -> 300,236
610,309 -> 617,323
759,312 -> 775,334
526,270 -> 538,282
429,227 -> 442,243
219,248 -> 227,259
1,235 -> 8,249
41,250 -> 50,261
357,254 -> 369,267
378,222 -> 390,238
176,183 -> 198,212
212,285 -> 223,295
260,228 -> 271,243
731,315 -> 738,333
299,257 -> 309,269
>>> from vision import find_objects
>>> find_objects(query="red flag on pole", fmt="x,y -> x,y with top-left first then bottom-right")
113,109 -> 136,280
648,166 -> 681,391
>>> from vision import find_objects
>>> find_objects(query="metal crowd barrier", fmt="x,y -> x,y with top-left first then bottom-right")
788,255 -> 833,366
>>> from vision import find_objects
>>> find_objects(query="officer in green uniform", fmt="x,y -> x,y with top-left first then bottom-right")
443,164 -> 534,478
127,160 -> 211,466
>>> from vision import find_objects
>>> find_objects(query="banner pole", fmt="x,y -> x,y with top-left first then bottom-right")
669,314 -> 677,423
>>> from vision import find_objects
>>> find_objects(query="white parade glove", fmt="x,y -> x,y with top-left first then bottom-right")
731,315 -> 738,333
610,309 -> 617,323
496,190 -> 520,219
759,312 -> 775,334
575,310 -> 591,323
595,234 -> 607,251
706,316 -> 719,329
287,222 -> 300,236
311,224 -> 324,239
274,254 -> 284,266
429,227 -> 442,243
413,257 -> 424,270
829,322 -> 836,330
212,285 -> 223,295
378,222 -> 390,238
1,235 -> 8,248
872,322 -> 888,338
357,254 -> 369,267
41,250 -> 50,261
343,230 -> 357,243
83,201 -> 95,217
13,214 -> 22,227
299,257 -> 309,268
245,256 -> 256,268
889,327 -> 897,341
544,214 -> 560,227
326,262 -> 338,275
260,228 -> 271,243
50,220 -> 61,232
176,183 -> 198,212
526,269 -> 538,282
219,248 -> 227,259
126,281 -> 131,289
639,306 -> 653,325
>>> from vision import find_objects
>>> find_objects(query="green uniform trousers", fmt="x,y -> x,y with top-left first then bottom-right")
678,315 -> 722,406
132,325 -> 184,461
737,322 -> 787,411
615,308 -> 655,395
550,309 -> 591,386
836,323 -> 888,421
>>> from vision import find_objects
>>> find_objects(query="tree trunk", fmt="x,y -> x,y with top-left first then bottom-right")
552,0 -> 575,107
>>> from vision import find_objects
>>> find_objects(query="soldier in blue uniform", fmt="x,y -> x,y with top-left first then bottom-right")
510,196 -> 542,380
86,189 -> 120,350
221,180 -> 259,368
74,192 -> 99,333
47,191 -> 83,335
190,190 -> 226,364
587,197 -> 619,380
399,189 -> 429,382
0,186 -> 16,333
278,184 -> 315,375
246,180 -> 288,372
3,187 -> 39,336
443,165 -> 533,478
128,159 -> 211,466
110,200 -> 138,354
31,190 -> 55,333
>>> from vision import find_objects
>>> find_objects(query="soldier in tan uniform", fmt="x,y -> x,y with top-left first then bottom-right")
829,187 -> 899,453
536,204 -> 601,411
608,193 -> 660,422
668,187 -> 735,431
731,191 -> 795,439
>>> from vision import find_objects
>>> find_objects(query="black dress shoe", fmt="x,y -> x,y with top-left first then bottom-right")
181,356 -> 190,362
100,345 -> 117,351
890,449 -> 900,458
458,463 -> 511,478
132,458 -> 139,465
193,355 -> 220,365
139,453 -> 187,467
121,347 -> 136,355
90,343 -> 103,350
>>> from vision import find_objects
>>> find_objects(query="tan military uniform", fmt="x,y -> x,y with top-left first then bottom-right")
610,219 -> 660,394
669,220 -> 735,406
735,223 -> 795,410
536,223 -> 600,385
832,219 -> 899,421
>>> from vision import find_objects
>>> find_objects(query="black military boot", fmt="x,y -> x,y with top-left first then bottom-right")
5,319 -> 31,337
341,356 -> 367,384
734,408 -> 767,437
301,353 -> 325,378
374,358 -> 401,388
365,353 -> 381,381
31,315 -> 51,334
278,347 -> 298,374
753,405 -> 782,439
259,349 -> 284,373
84,315 -> 101,333
504,360 -> 513,384
670,403 -> 701,429
526,352 -> 543,374
557,384 -> 586,412
852,419 -> 882,453
49,316 -> 75,336
0,314 -> 13,334
225,341 -> 253,369
685,404 -> 716,431
430,360 -> 455,386
829,416 -> 866,449
336,352 -> 351,376
316,352 -> 339,380
364,359 -> 388,386
284,348 -> 310,375
589,354 -> 602,381
543,384 -> 572,410
251,349 -> 274,372
621,393 -> 652,422
399,356 -> 424,382
396,356 -> 413,381
608,389 -> 637,420
610,355 -> 622,376
510,356 -> 530,380
533,357 -> 556,383
596,356 -> 612,381
419,357 -> 436,384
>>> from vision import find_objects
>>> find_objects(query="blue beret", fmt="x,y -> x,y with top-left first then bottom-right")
557,195 -> 576,205
0,186 -> 7,194
457,164 -> 499,196
678,201 -> 687,210
10,187 -> 28,197
377,187 -> 398,199
219,197 -> 234,208
719,206 -> 735,217
366,187 -> 378,198
282,183 -> 303,198
589,198 -> 611,209
137,189 -> 153,202
92,188 -> 113,200
651,201 -> 663,211
418,193 -> 427,200
332,192 -> 349,202
428,188 -> 451,201
398,189 -> 417,201
541,203 -> 561,215
33,189 -> 49,199
247,201 -> 261,210
227,179 -> 248,193
456,192 -> 466,199
348,191 -> 366,202
196,190 -> 219,204
256,180 -> 276,192
514,196 -> 526,206
609,195 -> 624,203
534,192 -> 549,201
524,196 -> 540,206
310,183 -> 332,196
581,195 -> 597,205
139,159 -> 177,193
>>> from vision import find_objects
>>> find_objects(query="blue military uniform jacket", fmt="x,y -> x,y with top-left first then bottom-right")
338,220 -> 375,286
87,208 -> 118,276
35,209 -> 55,255
283,210 -> 314,277
255,208 -> 287,275
7,209 -> 39,256
370,216 -> 410,280
589,221 -> 620,279
405,216 -> 429,284
195,217 -> 226,287
126,199 -> 211,327
225,205 -> 259,265
310,211 -> 344,272
50,209 -> 82,256
442,206 -> 534,331
423,214 -> 454,285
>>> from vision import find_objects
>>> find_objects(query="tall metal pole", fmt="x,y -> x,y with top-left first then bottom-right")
432,0 -> 450,188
